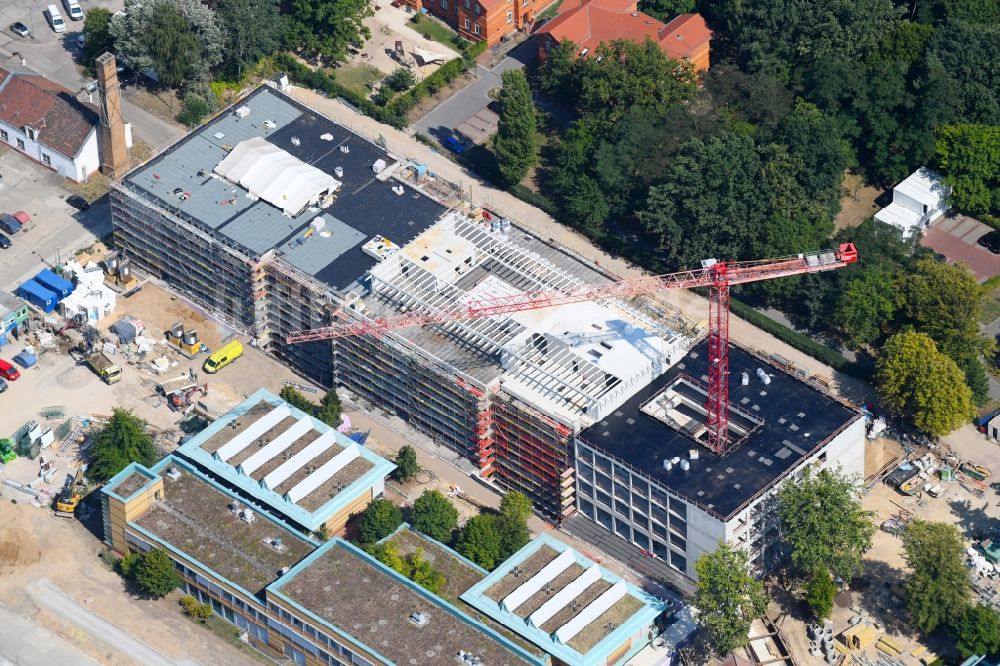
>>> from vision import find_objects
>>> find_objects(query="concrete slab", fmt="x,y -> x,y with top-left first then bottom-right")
921,216 -> 999,282
951,217 -> 982,240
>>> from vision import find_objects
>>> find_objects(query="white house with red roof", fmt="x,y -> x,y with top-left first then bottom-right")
0,67 -> 100,182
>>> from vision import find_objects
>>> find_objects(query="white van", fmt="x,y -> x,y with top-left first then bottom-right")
63,0 -> 84,21
46,5 -> 66,32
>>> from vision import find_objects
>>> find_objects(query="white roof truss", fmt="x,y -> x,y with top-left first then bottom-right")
286,443 -> 360,503
554,580 -> 629,644
237,415 -> 314,476
501,549 -> 575,613
215,404 -> 291,461
262,428 -> 338,490
528,564 -> 603,628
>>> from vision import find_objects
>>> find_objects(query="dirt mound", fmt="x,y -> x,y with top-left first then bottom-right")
0,529 -> 42,571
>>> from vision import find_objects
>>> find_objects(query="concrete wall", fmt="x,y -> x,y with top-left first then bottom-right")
0,122 -> 97,182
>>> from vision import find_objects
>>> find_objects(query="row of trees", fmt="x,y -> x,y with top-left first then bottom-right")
357,488 -> 533,571
279,385 -> 343,429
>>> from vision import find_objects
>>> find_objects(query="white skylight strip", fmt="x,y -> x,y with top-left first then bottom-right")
286,443 -> 359,503
528,564 -> 602,629
554,581 -> 629,645
262,429 -> 337,490
216,404 -> 290,461
501,549 -> 575,613
238,416 -> 313,475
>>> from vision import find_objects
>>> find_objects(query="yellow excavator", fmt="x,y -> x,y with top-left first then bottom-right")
54,467 -> 85,517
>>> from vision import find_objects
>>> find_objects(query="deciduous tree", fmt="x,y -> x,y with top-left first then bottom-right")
805,569 -> 837,619
457,514 -> 502,570
392,445 -> 419,483
952,604 -> 1000,658
134,548 -> 181,598
83,8 -> 115,68
286,0 -> 373,63
777,466 -> 875,585
358,498 -> 402,544
315,388 -> 342,428
410,490 -> 458,544
902,520 -> 970,634
936,124 -> 1000,216
693,543 -> 769,656
493,70 -> 537,186
90,408 -> 157,481
833,266 -> 897,347
216,0 -> 282,80
876,332 -> 974,435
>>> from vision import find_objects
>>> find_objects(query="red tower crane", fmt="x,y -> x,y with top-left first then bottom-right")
287,243 -> 858,455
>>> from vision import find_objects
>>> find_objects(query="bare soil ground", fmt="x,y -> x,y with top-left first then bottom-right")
125,88 -> 183,127
836,172 -> 884,231
0,499 -> 255,666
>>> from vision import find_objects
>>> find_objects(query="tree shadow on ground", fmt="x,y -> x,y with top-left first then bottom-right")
948,496 -> 996,542
852,559 -> 910,636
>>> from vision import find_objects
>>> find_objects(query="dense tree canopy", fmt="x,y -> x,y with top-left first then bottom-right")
693,543 -> 769,656
952,604 -> 1000,659
936,124 -> 1000,217
90,408 -> 157,482
410,490 -> 458,543
392,445 -> 419,483
83,8 -> 115,68
358,498 -> 403,544
456,514 -> 503,570
876,332 -> 974,435
286,0 -> 372,62
134,548 -> 182,598
902,520 -> 970,634
777,466 -> 875,585
493,70 -> 537,186
216,0 -> 282,79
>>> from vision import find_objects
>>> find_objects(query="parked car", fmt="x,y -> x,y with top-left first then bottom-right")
0,214 -> 22,235
443,133 -> 469,154
0,378 -> 7,393
977,229 -> 1000,254
0,233 -> 10,249
9,22 -> 31,38
66,195 -> 90,211
0,359 -> 20,381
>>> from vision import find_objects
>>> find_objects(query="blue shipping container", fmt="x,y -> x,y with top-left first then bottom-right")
34,268 -> 74,299
17,280 -> 58,313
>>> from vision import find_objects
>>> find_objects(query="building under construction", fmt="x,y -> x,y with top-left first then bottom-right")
110,83 -> 865,582
110,83 -> 697,520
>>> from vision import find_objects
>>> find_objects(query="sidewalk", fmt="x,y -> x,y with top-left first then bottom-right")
290,86 -> 867,403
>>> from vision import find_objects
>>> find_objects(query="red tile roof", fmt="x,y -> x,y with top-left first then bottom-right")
0,68 -> 99,159
537,3 -> 711,68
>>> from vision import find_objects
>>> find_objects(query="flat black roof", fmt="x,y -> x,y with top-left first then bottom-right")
579,341 -> 861,520
125,86 -> 445,291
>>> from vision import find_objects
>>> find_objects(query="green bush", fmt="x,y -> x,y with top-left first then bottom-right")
177,94 -> 214,128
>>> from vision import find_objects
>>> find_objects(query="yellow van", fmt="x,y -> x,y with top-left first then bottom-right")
203,339 -> 243,373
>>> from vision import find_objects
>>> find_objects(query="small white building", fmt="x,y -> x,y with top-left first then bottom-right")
59,261 -> 116,323
875,167 -> 951,238
0,67 -> 100,182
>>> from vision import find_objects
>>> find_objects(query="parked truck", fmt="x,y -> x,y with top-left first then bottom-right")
85,352 -> 122,384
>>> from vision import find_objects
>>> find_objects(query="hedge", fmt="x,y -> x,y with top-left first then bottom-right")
727,297 -> 873,380
276,45 -> 484,129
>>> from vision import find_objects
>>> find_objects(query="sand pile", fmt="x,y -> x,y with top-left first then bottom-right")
0,528 -> 42,571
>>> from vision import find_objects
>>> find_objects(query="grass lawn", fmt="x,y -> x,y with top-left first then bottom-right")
409,14 -> 463,53
537,0 -> 564,21
981,289 -> 1000,325
331,63 -> 382,98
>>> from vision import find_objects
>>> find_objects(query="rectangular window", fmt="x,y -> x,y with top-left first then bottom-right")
475,3 -> 481,14
614,520 -> 631,541
577,462 -> 594,483
631,492 -> 649,513
464,17 -> 470,28
670,551 -> 687,572
523,0 -> 529,6
506,10 -> 512,22
595,455 -> 612,474
16,138 -> 25,150
670,531 -> 686,550
670,519 -> 687,538
653,540 -> 668,559
596,506 -> 612,530
474,23 -> 480,34
651,504 -> 668,525
633,530 -> 650,550
441,0 -> 447,8
578,480 -> 594,499
652,521 -> 667,538
651,486 -> 669,507
596,489 -> 612,508
0,129 -> 7,142
669,500 -> 687,520
613,499 -> 629,518
614,465 -> 630,484
579,497 -> 594,519
464,0 -> 470,8
614,481 -> 628,499
595,471 -> 612,493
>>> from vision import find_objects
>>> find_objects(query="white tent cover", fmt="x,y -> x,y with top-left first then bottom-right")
214,137 -> 341,216
412,47 -> 449,64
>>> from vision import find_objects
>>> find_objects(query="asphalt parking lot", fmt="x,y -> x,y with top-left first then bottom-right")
0,148 -> 111,291
921,214 -> 1000,282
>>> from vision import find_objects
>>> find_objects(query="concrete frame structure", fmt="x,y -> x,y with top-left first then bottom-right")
572,342 -> 865,581
874,167 -> 951,238
101,457 -> 542,666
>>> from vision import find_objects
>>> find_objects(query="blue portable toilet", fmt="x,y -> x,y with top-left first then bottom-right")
34,268 -> 74,299
17,280 -> 58,313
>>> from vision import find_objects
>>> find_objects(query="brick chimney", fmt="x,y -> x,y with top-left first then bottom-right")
95,53 -> 128,179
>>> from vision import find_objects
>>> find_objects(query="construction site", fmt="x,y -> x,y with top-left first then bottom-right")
108,79 -> 869,587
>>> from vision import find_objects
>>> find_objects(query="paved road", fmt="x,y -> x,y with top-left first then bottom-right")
0,0 -> 185,152
411,39 -> 536,143
31,578 -> 189,666
0,605 -> 100,666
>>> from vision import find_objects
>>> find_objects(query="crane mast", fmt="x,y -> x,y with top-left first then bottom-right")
287,243 -> 858,455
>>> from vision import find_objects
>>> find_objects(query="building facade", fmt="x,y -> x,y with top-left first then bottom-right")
0,67 -> 100,182
417,0 -> 558,46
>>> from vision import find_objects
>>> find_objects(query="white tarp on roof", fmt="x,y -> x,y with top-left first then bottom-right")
214,137 -> 341,216
412,47 -> 449,64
